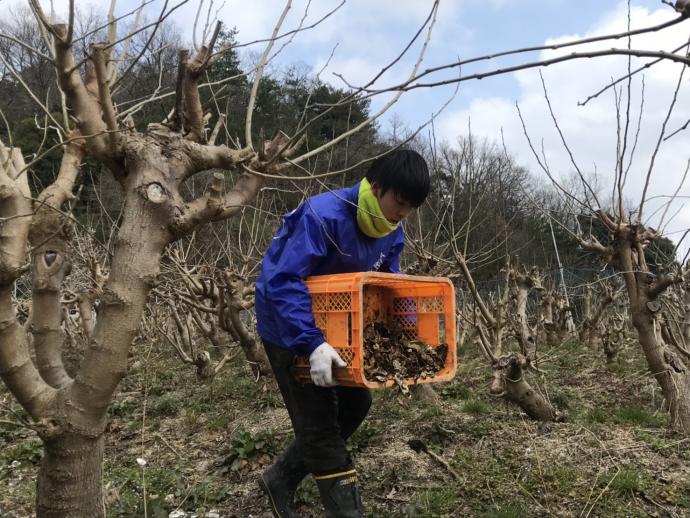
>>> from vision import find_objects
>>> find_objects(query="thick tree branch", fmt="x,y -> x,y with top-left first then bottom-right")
30,253 -> 72,389
182,21 -> 222,142
578,235 -> 610,257
0,145 -> 32,285
0,287 -> 56,420
596,209 -> 619,231
70,221 -> 169,421
179,140 -> 253,177
91,45 -> 122,154
37,135 -> 84,209
50,25 -> 111,160
172,49 -> 189,134
172,171 -> 262,234
28,139 -> 85,389
649,274 -> 681,299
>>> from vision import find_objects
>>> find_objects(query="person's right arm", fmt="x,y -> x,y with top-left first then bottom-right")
264,204 -> 331,357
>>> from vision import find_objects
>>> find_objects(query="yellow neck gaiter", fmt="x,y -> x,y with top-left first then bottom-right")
356,178 -> 399,238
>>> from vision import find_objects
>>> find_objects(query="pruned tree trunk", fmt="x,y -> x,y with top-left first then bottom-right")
580,211 -> 690,432
579,283 -> 614,349
499,354 -> 556,421
603,343 -> 619,366
602,314 -> 625,368
508,262 -> 543,352
37,434 -> 104,517
683,274 -> 690,344
458,254 -> 557,421
633,309 -> 690,429
554,294 -> 573,343
580,287 -> 594,345
540,292 -> 559,347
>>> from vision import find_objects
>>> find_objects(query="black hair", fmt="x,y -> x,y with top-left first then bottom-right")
365,149 -> 430,207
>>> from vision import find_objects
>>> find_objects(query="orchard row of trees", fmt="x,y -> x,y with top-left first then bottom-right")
4,4 -> 673,284
2,0 -> 690,516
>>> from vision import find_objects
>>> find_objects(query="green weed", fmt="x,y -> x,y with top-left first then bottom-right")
583,407 -> 608,424
153,393 -> 182,416
479,502 -> 528,518
607,467 -> 644,496
109,396 -> 138,418
462,400 -> 490,415
207,413 -> 232,431
543,465 -> 577,489
615,406 -> 665,427
5,440 -> 43,466
406,487 -> 458,517
223,429 -> 277,471
441,382 -> 470,400
636,431 -> 676,452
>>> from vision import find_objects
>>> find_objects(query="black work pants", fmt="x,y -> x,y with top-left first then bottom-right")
263,340 -> 372,475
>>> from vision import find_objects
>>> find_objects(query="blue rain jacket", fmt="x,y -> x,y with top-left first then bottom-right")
255,182 -> 404,356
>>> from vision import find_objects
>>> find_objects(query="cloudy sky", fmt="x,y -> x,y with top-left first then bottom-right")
3,0 -> 690,252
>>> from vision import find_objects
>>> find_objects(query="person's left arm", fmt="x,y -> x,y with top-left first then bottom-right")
379,229 -> 405,274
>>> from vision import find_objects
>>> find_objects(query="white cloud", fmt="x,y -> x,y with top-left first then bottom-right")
438,2 -> 690,251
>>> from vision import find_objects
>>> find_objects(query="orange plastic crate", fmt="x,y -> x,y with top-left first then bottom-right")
295,272 -> 457,388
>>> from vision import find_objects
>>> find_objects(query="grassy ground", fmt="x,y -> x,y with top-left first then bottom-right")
1,336 -> 690,517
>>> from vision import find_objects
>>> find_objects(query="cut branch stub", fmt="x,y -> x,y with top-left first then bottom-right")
676,0 -> 690,17
263,131 -> 291,162
172,50 -> 189,134
495,354 -> 517,370
145,183 -> 166,204
44,251 -> 58,267
207,172 -> 225,210
647,300 -> 662,313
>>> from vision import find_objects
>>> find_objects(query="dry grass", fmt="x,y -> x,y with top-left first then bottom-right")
1,336 -> 690,517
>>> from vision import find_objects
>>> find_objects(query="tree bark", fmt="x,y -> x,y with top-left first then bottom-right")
579,286 -> 613,350
633,310 -> 690,432
501,355 -> 556,421
227,310 -> 271,377
37,433 -> 105,518
491,354 -> 556,421
604,344 -> 619,367
70,161 -> 171,419
540,293 -> 559,346
683,286 -> 690,343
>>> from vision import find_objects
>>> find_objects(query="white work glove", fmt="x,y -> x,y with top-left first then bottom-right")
309,342 -> 347,387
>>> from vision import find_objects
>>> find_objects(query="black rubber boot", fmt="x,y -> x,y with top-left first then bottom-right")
259,443 -> 308,518
314,468 -> 364,518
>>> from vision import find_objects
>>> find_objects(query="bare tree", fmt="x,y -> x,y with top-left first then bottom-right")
459,254 -> 557,421
6,1 -> 690,514
0,0 -> 445,514
160,246 -> 270,378
579,279 -> 618,349
576,213 -> 690,430
601,308 -> 628,367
